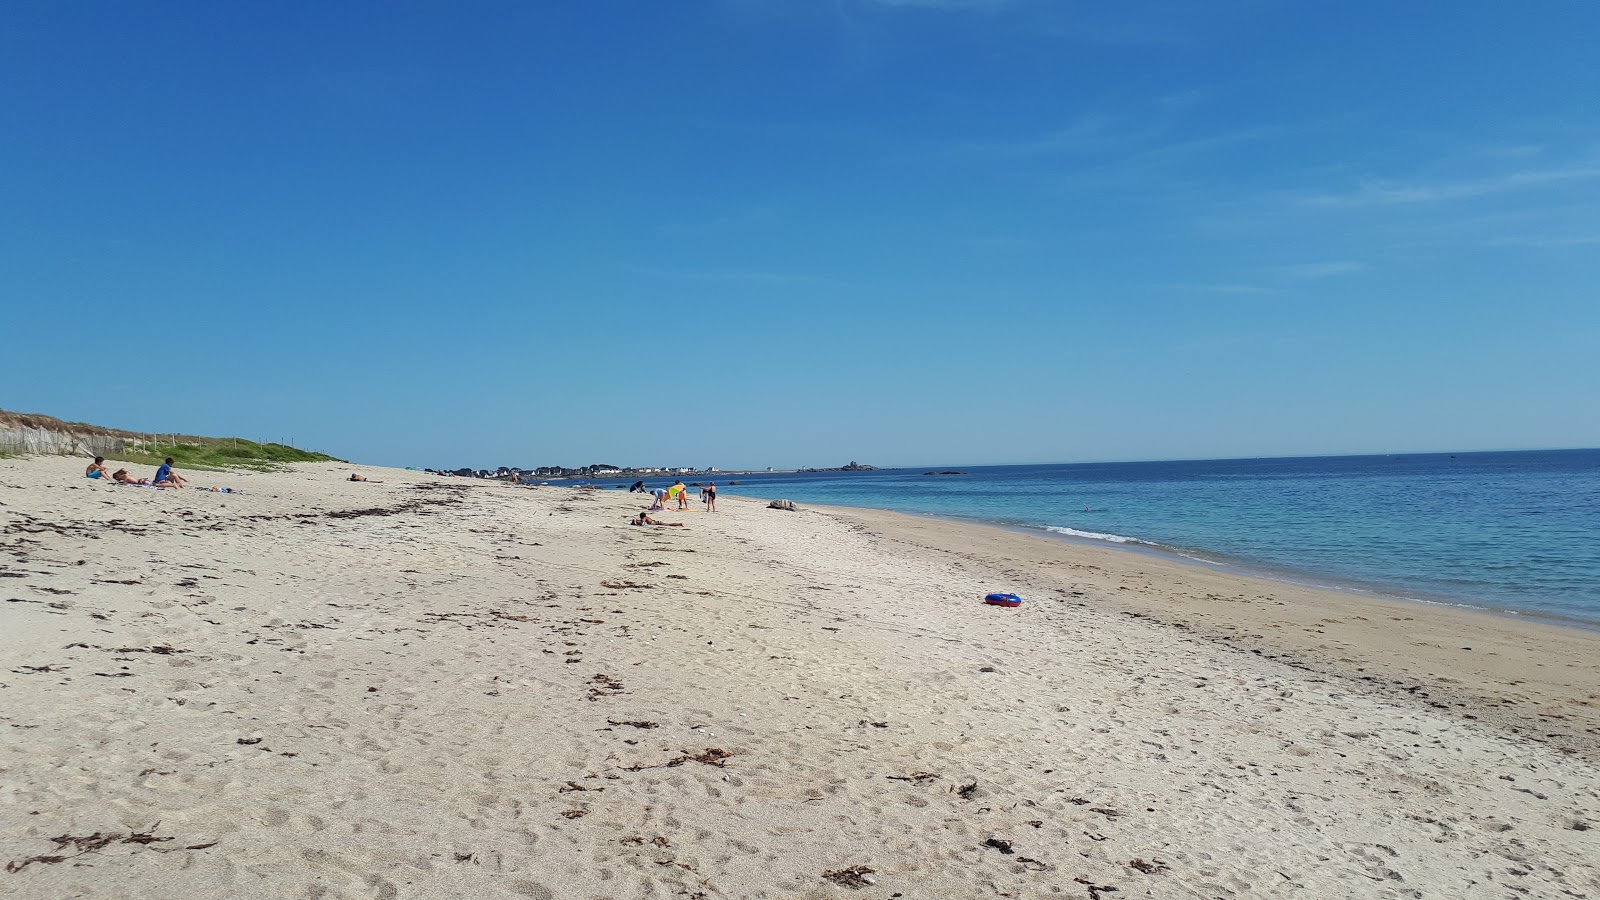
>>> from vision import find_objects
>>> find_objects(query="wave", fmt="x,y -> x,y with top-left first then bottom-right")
1044,525 -> 1137,544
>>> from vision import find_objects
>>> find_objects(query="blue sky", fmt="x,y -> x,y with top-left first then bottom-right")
4,1 -> 1597,469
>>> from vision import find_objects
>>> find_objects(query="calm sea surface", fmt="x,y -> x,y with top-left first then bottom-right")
564,450 -> 1600,625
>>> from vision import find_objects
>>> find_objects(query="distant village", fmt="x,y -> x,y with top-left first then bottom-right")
422,464 -> 732,482
421,461 -> 877,482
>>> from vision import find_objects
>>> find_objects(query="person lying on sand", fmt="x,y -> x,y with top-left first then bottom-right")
630,513 -> 684,527
85,456 -> 113,480
153,457 -> 188,488
112,469 -> 150,485
349,473 -> 384,483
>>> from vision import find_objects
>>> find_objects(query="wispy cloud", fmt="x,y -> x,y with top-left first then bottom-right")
1263,261 -> 1369,279
956,112 -> 1277,174
960,234 -> 1041,251
955,115 -> 1142,159
1486,232 -> 1600,249
862,0 -> 1011,8
1107,125 -> 1279,169
623,263 -> 867,290
1160,282 -> 1284,296
1304,162 -> 1600,208
657,208 -> 778,238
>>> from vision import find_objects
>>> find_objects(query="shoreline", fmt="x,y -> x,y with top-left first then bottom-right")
4,456 -> 1597,897
932,510 -> 1600,634
572,454 -> 1600,633
795,498 -> 1600,764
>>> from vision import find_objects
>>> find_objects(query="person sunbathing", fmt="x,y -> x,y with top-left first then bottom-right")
112,469 -> 150,485
630,513 -> 684,527
349,473 -> 384,482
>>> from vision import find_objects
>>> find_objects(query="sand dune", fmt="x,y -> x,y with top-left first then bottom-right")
2,457 -> 1596,898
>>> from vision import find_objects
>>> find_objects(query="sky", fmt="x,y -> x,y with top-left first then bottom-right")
3,1 -> 1598,470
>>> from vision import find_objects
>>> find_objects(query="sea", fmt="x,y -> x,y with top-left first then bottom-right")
559,449 -> 1600,627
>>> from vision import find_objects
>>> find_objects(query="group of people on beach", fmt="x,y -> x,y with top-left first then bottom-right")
86,456 -> 188,489
627,478 -> 716,526
639,479 -> 717,512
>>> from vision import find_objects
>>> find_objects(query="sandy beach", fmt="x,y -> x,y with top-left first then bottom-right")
2,456 -> 1597,899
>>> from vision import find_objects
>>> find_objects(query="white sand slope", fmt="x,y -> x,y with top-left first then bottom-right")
1,457 -> 1596,899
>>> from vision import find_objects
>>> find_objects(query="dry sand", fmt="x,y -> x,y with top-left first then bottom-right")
1,456 -> 1596,899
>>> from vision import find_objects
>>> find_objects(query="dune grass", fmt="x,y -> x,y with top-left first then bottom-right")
1,408 -> 341,471
111,438 -> 340,472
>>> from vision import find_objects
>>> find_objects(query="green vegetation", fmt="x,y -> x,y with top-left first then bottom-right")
112,438 -> 340,472
1,408 -> 341,471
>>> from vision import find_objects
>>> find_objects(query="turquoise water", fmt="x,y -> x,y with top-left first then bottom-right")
570,450 -> 1600,625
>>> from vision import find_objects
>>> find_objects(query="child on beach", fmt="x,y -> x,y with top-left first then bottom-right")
630,513 -> 684,527
673,480 -> 688,510
153,457 -> 188,489
85,457 -> 112,479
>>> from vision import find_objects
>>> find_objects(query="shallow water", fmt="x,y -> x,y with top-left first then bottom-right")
567,450 -> 1600,624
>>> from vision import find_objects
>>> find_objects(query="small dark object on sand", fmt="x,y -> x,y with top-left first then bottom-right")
822,865 -> 876,888
956,781 -> 979,799
679,747 -> 733,767
1074,877 -> 1120,899
1129,858 -> 1168,875
983,837 -> 1014,855
1017,856 -> 1052,871
886,771 -> 939,783
5,825 -> 212,874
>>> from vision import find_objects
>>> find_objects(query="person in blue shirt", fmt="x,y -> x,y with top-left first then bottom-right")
152,457 -> 188,488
